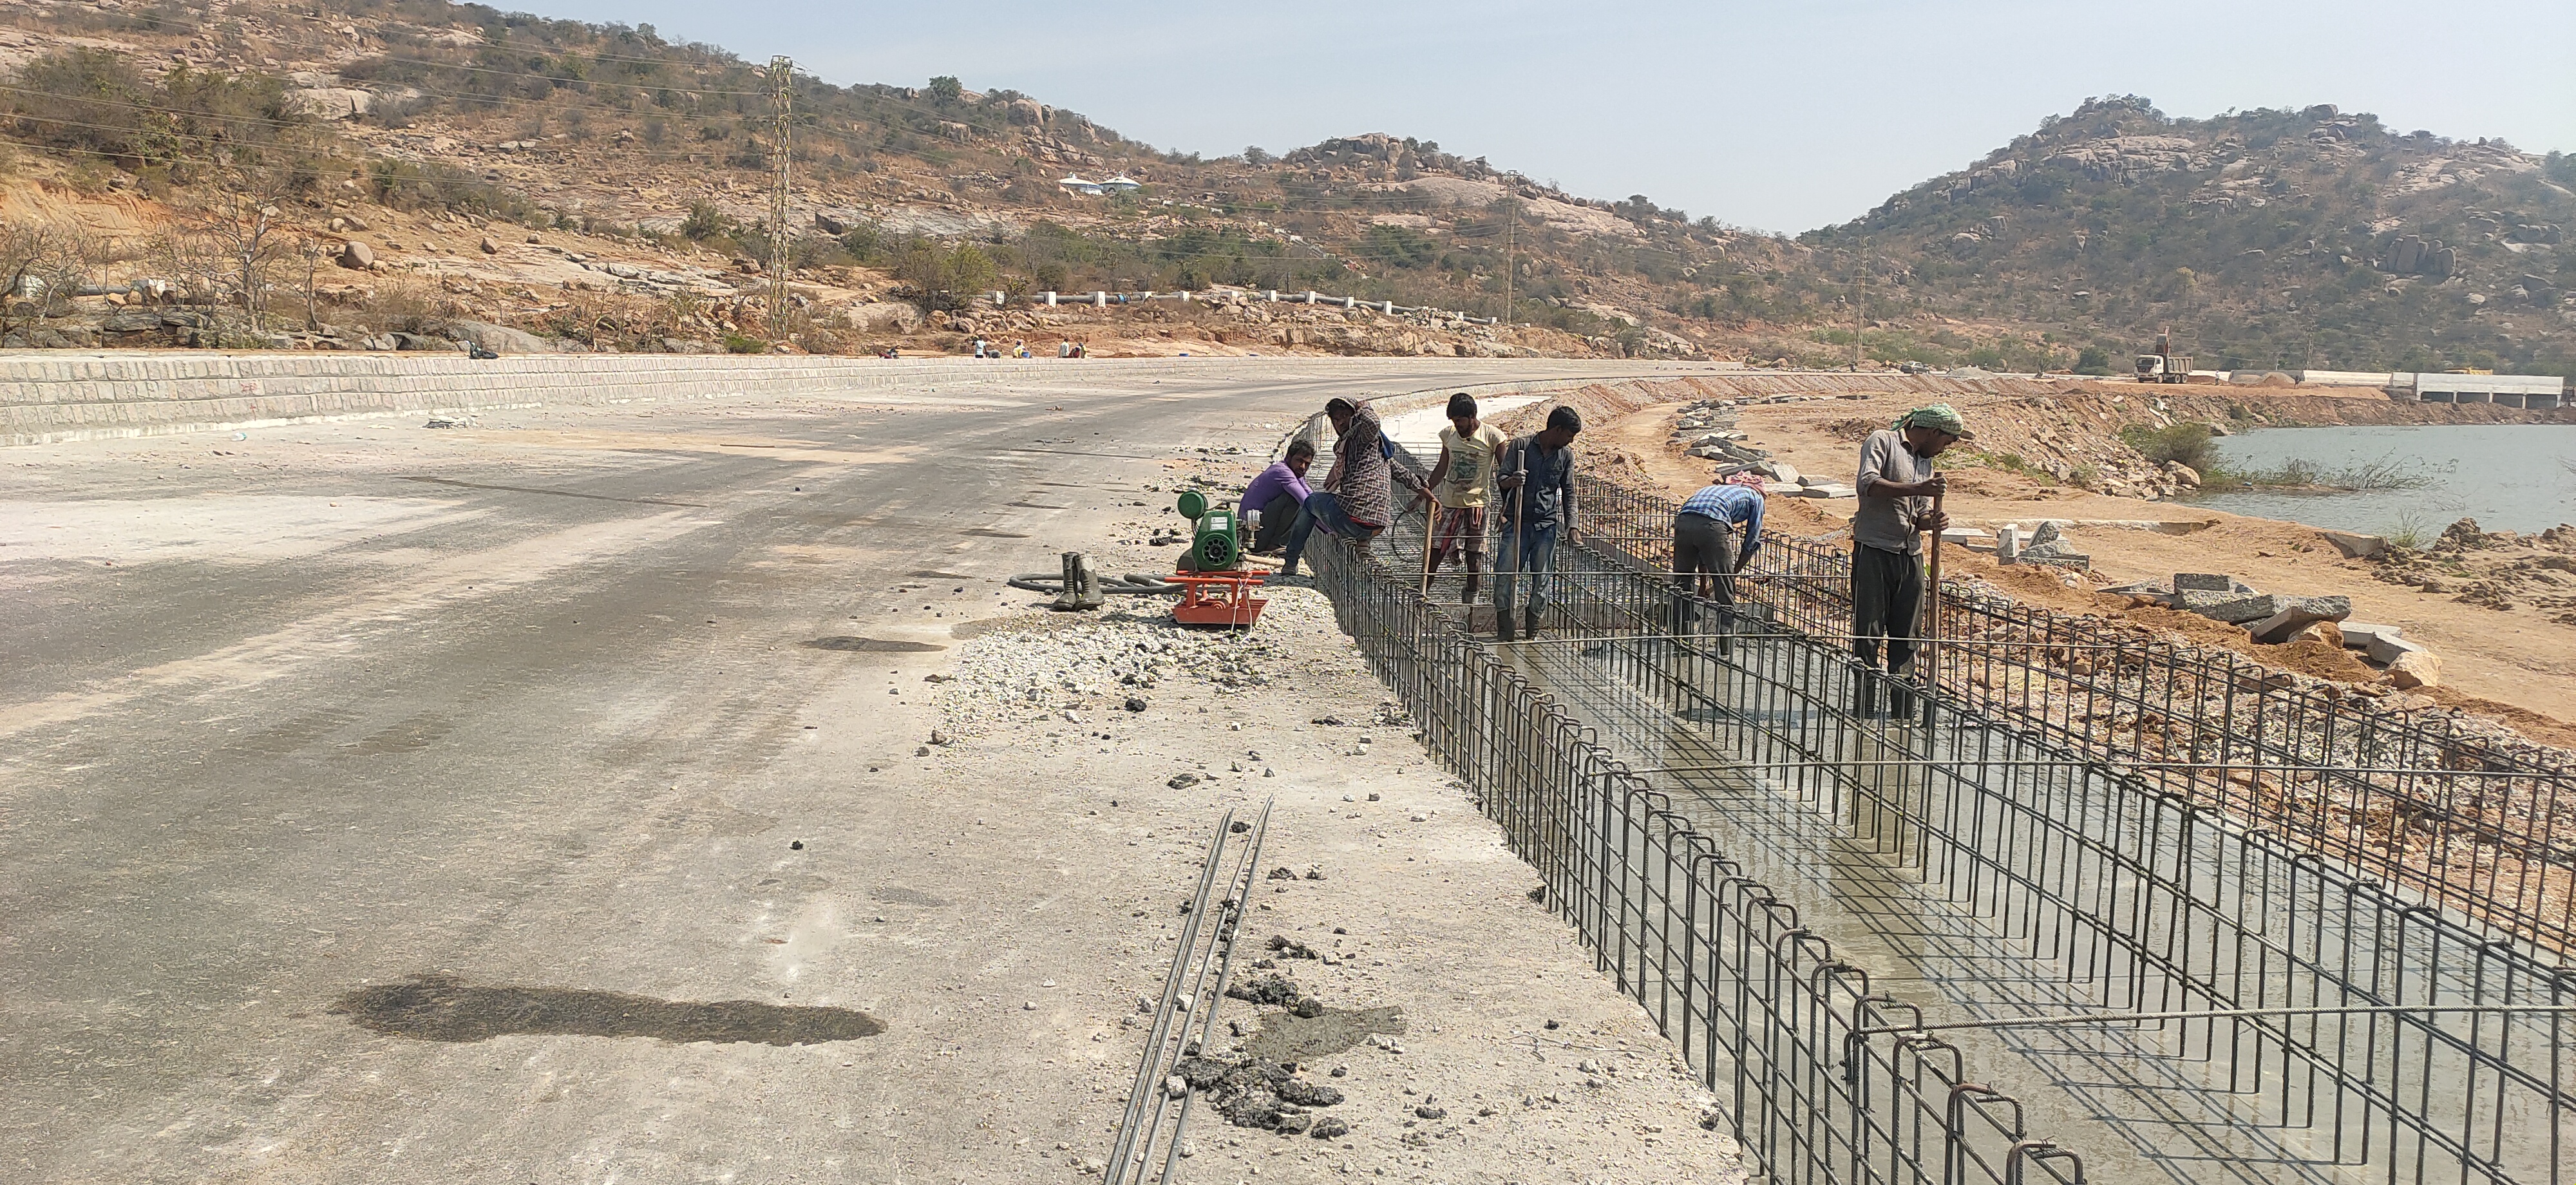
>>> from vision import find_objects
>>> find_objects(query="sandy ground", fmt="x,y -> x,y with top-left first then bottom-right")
1596,392 -> 2576,742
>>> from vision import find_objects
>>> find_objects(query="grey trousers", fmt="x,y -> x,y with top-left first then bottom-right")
1673,512 -> 1738,635
1850,544 -> 1923,672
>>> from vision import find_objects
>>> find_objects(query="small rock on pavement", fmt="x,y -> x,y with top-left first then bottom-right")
2389,649 -> 2443,689
1169,772 -> 1202,790
1414,1104 -> 1448,1119
1310,1117 -> 1350,1139
1124,696 -> 1148,712
915,745 -> 932,756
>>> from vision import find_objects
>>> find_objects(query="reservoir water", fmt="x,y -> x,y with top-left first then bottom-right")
2187,424 -> 2576,536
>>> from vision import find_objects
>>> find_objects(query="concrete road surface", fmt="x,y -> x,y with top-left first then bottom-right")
1,359 -> 1724,1184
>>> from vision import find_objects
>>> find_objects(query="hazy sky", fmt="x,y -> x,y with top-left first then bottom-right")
520,0 -> 2575,232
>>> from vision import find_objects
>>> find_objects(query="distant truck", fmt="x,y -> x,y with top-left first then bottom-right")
2135,330 -> 2192,384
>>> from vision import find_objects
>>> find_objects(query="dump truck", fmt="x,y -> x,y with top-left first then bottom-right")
2135,330 -> 2192,384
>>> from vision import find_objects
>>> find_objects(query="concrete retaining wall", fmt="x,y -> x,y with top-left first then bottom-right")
7,352 -> 1633,447
0,352 -> 1112,446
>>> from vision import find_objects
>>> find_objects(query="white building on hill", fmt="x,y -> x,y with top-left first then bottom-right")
1057,174 -> 1103,196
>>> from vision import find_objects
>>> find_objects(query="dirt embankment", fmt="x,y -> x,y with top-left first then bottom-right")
1495,375 -> 2576,746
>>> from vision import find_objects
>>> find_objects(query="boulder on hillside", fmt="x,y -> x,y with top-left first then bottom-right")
839,302 -> 925,334
438,320 -> 550,355
338,241 -> 375,270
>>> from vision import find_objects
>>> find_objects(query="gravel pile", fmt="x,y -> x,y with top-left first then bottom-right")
934,595 -> 1340,737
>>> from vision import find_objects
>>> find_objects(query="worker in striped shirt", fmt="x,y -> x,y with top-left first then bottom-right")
1672,480 -> 1765,647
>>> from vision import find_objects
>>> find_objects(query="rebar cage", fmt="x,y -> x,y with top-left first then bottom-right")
1301,440 -> 2575,1185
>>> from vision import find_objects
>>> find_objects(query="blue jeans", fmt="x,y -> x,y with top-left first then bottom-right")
1493,519 -> 1559,618
1280,491 -> 1373,576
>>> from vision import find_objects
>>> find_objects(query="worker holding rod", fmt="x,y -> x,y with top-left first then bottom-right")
1849,404 -> 1969,717
1493,406 -> 1582,643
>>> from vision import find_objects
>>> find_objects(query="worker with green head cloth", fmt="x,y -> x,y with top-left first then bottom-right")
1849,404 -> 1969,716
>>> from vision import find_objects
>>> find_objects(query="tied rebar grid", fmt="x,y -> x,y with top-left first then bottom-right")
1571,473 -> 2576,963
1296,431 -> 2574,1184
1306,539 -> 2090,1185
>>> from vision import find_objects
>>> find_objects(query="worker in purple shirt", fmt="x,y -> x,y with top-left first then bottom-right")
1241,439 -> 1316,555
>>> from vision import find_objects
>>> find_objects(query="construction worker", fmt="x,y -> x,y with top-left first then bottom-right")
1412,392 -> 1508,602
1493,406 -> 1581,642
1672,477 -> 1763,649
1241,440 -> 1316,555
1278,398 -> 1392,583
1850,403 -> 1967,715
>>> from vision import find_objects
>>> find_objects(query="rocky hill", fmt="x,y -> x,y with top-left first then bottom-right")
1,1 -> 2569,372
1809,96 -> 2576,376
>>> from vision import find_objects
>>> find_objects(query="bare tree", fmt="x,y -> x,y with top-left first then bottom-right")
156,167 -> 298,332
291,236 -> 327,332
0,220 -> 91,342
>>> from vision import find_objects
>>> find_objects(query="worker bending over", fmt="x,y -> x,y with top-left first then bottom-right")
1671,478 -> 1765,650
1278,397 -> 1392,583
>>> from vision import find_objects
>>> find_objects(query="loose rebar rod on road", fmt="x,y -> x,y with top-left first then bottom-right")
1103,799 -> 1273,1185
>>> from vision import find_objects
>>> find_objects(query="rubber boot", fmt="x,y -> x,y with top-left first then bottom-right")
1850,664 -> 1880,717
1495,608 -> 1516,643
1461,574 -> 1479,605
1522,607 -> 1542,640
1888,661 -> 1918,723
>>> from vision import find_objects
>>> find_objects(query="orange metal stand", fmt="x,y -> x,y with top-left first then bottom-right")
1168,571 -> 1268,629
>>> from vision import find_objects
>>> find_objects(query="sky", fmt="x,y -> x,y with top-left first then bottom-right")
518,0 -> 2576,233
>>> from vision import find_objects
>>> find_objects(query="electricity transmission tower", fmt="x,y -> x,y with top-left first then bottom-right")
767,55 -> 793,339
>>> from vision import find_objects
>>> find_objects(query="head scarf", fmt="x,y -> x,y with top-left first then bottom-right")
1895,403 -> 1971,439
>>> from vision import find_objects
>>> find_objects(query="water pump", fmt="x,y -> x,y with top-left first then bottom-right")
1168,489 -> 1267,629
1173,489 -> 1244,572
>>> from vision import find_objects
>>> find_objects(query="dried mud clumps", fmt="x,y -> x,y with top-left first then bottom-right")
1173,1054 -> 1350,1137
1227,970 -> 1327,1017
1262,934 -> 1321,961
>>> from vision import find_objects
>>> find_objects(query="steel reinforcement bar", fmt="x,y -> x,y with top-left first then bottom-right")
1573,471 -> 2576,961
1307,537 -> 2090,1185
1519,536 -> 2573,1184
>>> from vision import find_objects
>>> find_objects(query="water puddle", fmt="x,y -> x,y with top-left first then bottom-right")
802,636 -> 946,652
1242,1005 -> 1405,1063
329,973 -> 884,1045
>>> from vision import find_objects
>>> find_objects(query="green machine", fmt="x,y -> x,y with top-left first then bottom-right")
1173,489 -> 1245,572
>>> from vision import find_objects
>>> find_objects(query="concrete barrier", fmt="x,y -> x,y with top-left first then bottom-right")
0,352 -> 1452,446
